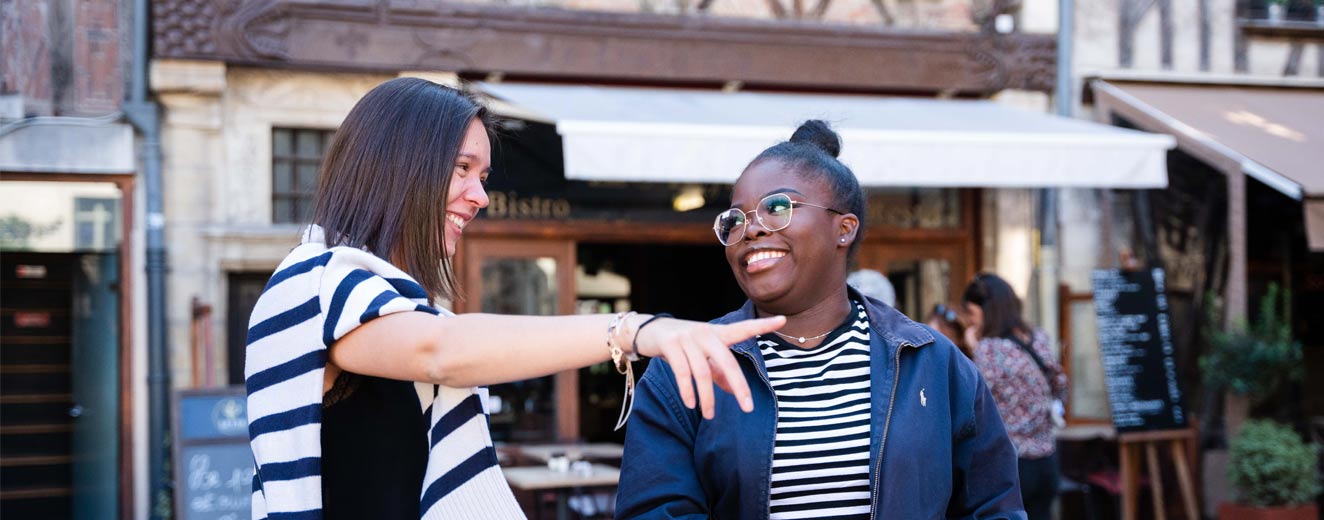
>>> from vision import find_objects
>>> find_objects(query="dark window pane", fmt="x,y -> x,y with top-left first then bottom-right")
297,163 -> 319,194
296,131 -> 321,158
273,198 -> 293,224
273,162 -> 293,194
273,129 -> 292,157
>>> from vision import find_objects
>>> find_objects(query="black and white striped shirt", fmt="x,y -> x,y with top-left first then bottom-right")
759,300 -> 873,520
246,226 -> 524,519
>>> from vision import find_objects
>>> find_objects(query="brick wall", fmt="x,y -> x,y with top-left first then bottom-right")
0,0 -> 124,117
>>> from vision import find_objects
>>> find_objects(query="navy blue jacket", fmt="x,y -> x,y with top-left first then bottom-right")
616,289 -> 1025,519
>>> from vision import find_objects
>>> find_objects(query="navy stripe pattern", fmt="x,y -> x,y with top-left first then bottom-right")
759,300 -> 873,520
246,226 -> 524,520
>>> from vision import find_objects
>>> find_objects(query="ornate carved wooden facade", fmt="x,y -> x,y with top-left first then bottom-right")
152,0 -> 1055,95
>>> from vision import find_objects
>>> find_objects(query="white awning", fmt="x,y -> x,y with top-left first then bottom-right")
478,83 -> 1175,188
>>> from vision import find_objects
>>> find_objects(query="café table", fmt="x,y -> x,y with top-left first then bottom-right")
512,442 -> 625,464
503,463 -> 620,520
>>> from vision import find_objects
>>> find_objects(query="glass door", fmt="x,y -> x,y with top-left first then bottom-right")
856,242 -> 972,327
456,238 -> 578,441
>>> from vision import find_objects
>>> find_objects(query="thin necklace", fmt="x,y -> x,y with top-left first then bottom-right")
772,328 -> 835,344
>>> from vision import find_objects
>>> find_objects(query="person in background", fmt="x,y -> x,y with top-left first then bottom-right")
927,302 -> 973,358
960,273 -> 1068,520
616,120 -> 1024,519
846,268 -> 896,308
244,77 -> 784,520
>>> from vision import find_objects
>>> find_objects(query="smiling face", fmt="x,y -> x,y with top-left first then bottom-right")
724,159 -> 858,314
442,118 -> 492,258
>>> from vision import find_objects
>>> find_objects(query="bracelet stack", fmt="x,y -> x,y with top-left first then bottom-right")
606,311 -> 638,375
606,311 -> 673,431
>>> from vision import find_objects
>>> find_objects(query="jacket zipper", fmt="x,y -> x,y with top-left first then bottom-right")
868,341 -> 913,520
736,349 -> 778,520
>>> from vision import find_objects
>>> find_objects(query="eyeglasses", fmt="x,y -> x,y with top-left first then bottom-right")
713,193 -> 843,246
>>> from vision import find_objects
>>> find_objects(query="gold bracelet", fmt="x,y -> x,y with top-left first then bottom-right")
607,311 -> 637,375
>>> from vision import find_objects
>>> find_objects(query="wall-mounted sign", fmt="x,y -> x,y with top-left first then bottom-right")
487,191 -> 572,220
13,312 -> 51,328
16,264 -> 48,279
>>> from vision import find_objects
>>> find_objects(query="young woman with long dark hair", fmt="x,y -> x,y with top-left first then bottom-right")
961,273 -> 1068,520
244,77 -> 783,520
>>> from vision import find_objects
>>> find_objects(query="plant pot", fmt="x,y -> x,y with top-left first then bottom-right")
1316,5 -> 1324,25
1219,502 -> 1319,520
1268,3 -> 1284,22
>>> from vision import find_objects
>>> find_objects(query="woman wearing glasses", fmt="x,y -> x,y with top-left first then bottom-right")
617,120 -> 1025,519
245,78 -> 784,520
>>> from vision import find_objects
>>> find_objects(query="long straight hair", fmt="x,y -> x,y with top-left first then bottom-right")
961,272 -> 1030,340
311,77 -> 489,302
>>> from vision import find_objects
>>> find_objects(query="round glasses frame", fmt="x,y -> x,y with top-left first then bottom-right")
713,193 -> 844,246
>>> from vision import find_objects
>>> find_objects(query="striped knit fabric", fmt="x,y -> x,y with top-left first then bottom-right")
757,300 -> 873,520
246,226 -> 524,520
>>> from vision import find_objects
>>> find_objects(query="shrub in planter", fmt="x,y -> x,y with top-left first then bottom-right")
1219,420 -> 1320,520
1201,284 -> 1303,406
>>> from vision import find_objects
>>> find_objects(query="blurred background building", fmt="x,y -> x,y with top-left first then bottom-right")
1,0 -> 1320,518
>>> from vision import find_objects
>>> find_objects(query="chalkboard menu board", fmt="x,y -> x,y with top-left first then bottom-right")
172,387 -> 253,520
1091,268 -> 1187,433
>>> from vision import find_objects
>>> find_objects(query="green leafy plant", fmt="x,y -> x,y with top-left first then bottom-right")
1200,283 -> 1303,405
1227,420 -> 1320,507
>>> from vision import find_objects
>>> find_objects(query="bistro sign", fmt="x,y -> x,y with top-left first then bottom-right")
487,191 -> 572,220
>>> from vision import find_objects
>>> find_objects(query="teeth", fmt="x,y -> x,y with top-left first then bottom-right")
447,214 -> 465,230
745,250 -> 786,264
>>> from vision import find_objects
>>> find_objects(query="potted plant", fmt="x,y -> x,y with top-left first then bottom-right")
1201,283 -> 1303,438
1315,0 -> 1323,25
1218,420 -> 1320,519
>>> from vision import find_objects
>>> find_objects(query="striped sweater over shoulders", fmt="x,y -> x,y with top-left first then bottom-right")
245,226 -> 524,520
758,300 -> 873,520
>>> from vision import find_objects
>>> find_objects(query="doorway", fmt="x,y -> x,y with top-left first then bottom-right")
0,178 -> 130,519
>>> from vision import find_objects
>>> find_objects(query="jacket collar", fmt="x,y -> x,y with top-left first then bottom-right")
720,286 -> 936,356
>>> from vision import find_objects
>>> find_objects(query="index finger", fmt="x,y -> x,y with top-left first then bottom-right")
714,315 -> 786,345
705,345 -> 754,412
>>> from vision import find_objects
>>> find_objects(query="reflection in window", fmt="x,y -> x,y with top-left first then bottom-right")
866,188 -> 961,229
886,258 -> 950,321
482,257 -> 559,442
0,181 -> 120,253
74,198 -> 120,251
1069,300 -> 1110,421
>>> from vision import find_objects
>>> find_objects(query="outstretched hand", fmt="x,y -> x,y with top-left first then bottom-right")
632,315 -> 786,419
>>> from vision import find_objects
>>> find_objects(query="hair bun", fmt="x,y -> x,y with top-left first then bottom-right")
788,120 -> 841,158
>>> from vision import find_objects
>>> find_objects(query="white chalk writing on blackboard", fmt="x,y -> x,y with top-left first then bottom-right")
187,453 -> 251,515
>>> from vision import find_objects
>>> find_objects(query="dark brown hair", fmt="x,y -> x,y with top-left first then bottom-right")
961,272 -> 1030,340
311,77 -> 490,302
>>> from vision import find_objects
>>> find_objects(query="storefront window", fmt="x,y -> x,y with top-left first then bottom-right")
1,181 -> 122,253
884,258 -> 952,321
865,188 -> 961,229
1067,298 -> 1112,422
482,257 -> 561,442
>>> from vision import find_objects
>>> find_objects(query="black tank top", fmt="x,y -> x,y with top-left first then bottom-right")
321,373 -> 430,520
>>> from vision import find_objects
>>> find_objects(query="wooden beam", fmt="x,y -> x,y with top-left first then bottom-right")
1226,165 -> 1247,324
150,0 -> 1056,95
